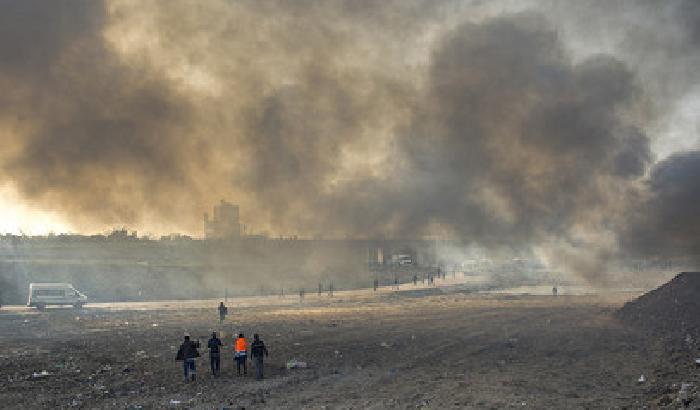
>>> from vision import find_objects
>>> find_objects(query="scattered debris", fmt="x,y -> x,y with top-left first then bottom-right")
679,383 -> 693,399
31,370 -> 50,379
286,359 -> 308,369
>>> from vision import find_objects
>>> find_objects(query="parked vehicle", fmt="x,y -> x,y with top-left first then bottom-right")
27,283 -> 87,309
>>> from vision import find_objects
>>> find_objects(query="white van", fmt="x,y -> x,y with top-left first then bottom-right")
27,283 -> 88,309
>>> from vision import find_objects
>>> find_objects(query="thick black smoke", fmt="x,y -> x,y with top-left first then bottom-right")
622,151 -> 700,257
0,0 -> 698,279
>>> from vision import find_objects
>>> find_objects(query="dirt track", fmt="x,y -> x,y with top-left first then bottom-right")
0,288 -> 696,409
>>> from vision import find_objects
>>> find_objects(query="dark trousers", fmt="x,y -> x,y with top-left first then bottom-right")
183,358 -> 196,380
254,356 -> 264,380
210,354 -> 220,376
236,355 -> 247,375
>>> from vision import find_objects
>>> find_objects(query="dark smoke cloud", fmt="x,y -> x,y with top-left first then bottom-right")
295,14 -> 652,249
622,151 -> 700,256
0,0 -> 209,231
0,0 -> 699,279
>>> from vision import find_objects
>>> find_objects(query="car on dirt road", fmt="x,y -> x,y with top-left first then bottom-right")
27,283 -> 88,309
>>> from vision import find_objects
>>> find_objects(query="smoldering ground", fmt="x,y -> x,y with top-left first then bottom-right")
0,1 -> 699,280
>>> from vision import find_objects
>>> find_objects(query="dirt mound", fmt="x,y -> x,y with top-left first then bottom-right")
617,272 -> 700,342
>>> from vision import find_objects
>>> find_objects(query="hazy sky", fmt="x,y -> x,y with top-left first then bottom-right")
0,0 -> 698,267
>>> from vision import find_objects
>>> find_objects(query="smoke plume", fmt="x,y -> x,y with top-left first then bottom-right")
622,151 -> 700,256
1,0 -> 699,279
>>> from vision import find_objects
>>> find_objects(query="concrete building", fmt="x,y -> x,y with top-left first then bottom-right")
204,200 -> 240,239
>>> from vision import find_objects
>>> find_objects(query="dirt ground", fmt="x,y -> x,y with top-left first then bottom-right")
1,286 -> 698,409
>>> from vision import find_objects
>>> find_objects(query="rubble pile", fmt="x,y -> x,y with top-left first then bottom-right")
618,272 -> 700,342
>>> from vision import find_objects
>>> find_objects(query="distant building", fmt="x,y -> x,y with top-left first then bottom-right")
204,200 -> 240,239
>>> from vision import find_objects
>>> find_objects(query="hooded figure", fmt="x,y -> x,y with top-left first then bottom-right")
176,334 -> 200,382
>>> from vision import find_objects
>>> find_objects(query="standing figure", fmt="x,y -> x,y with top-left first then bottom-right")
175,333 -> 201,383
328,283 -> 334,297
218,301 -> 228,324
318,283 -> 322,296
208,332 -> 223,377
373,278 -> 378,292
250,333 -> 269,380
299,288 -> 305,301
234,333 -> 248,376
413,275 -> 418,286
552,286 -> 558,296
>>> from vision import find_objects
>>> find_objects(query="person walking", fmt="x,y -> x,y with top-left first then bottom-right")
234,333 -> 248,376
208,332 -> 223,377
218,302 -> 228,324
250,333 -> 269,380
175,333 -> 201,383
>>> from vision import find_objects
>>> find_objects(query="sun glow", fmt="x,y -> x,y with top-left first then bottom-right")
0,184 -> 73,235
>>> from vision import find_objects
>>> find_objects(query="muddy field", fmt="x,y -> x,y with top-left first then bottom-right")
1,286 -> 698,409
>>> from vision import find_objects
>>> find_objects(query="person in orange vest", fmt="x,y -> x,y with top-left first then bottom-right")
234,333 -> 248,376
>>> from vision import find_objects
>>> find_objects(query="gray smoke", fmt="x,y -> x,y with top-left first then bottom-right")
0,0 -> 208,232
0,0 -> 699,280
622,151 -> 700,256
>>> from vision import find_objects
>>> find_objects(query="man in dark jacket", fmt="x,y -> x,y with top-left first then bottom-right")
208,332 -> 223,377
218,302 -> 228,323
175,334 -> 201,382
250,333 -> 269,380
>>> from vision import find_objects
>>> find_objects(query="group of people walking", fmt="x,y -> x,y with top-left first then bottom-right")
176,332 -> 269,383
175,301 -> 269,383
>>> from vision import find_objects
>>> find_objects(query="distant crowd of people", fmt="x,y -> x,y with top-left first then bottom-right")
175,302 -> 269,383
